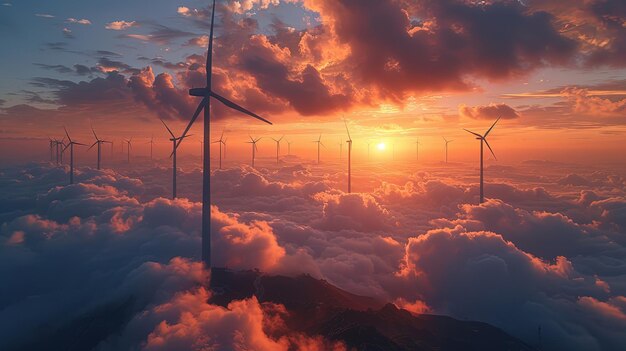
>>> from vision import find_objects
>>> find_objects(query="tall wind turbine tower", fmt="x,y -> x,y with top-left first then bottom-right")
211,131 -> 225,169
313,134 -> 324,164
173,0 -> 272,269
443,137 -> 453,163
88,128 -> 111,170
464,117 -> 500,204
345,120 -> 353,193
161,119 -> 191,199
287,140 -> 292,155
271,135 -> 284,164
63,128 -> 86,185
246,136 -> 262,167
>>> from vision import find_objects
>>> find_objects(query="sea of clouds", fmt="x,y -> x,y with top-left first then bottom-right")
1,157 -> 625,350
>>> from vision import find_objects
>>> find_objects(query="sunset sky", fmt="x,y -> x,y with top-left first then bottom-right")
1,1 -> 626,351
1,0 -> 626,163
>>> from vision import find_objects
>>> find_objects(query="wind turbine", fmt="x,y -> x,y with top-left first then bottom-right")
161,119 -> 191,199
271,135 -> 284,164
464,117 -> 500,204
415,137 -> 420,162
222,137 -> 227,159
287,140 -> 292,155
443,137 -> 453,163
312,134 -> 325,164
59,139 -> 67,165
345,120 -> 353,193
124,138 -> 132,163
211,131 -> 225,169
172,0 -> 272,269
88,128 -> 111,170
51,138 -> 63,165
147,134 -> 155,160
48,138 -> 55,162
246,136 -> 262,167
63,127 -> 86,185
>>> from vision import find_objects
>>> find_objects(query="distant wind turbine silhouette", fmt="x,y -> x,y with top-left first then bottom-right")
212,131 -> 225,169
464,117 -> 500,204
246,136 -> 262,167
147,134 -> 155,160
271,135 -> 284,164
161,118 -> 191,199
51,138 -> 63,165
345,120 -> 353,193
173,0 -> 272,269
415,137 -> 420,162
124,138 -> 132,163
63,127 -> 86,185
88,128 -> 111,170
59,139 -> 67,164
313,134 -> 325,164
48,138 -> 55,162
286,140 -> 292,155
443,137 -> 453,163
222,137 -> 227,159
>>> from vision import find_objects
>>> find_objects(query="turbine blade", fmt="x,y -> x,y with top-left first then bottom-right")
160,118 -> 176,138
210,91 -> 272,125
88,141 -> 98,150
344,120 -> 351,141
175,96 -> 208,150
484,138 -> 497,160
485,116 -> 500,137
464,129 -> 482,138
206,0 -> 216,86
64,127 -> 72,143
220,130 -> 224,141
92,128 -> 99,141
75,142 -> 88,146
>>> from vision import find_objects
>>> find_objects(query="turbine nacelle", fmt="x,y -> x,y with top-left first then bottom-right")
189,87 -> 210,97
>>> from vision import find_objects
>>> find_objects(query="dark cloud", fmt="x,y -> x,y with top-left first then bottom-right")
120,24 -> 195,45
31,72 -> 132,106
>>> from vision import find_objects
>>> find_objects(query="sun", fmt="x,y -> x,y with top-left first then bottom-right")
377,143 -> 386,151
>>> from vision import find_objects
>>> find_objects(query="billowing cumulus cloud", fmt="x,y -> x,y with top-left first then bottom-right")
459,103 -> 521,120
1,161 -> 626,350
